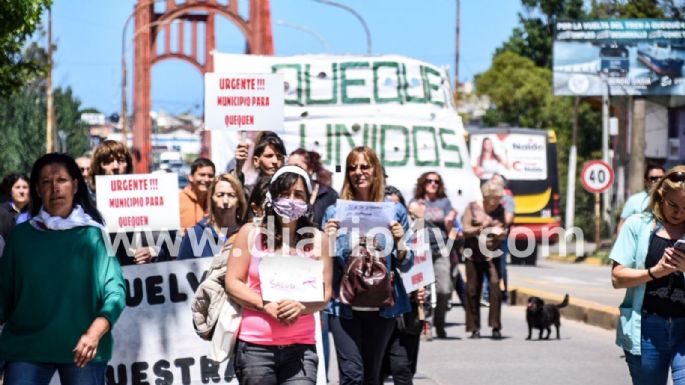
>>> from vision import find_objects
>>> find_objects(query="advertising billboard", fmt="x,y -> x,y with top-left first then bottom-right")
553,19 -> 685,95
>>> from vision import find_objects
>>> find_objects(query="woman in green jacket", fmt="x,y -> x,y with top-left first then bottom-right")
0,153 -> 126,385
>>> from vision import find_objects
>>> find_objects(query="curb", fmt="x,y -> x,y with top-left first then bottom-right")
508,287 -> 618,331
546,254 -> 610,266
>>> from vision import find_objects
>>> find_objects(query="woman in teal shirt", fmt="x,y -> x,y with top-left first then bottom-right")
611,166 -> 685,385
0,153 -> 126,385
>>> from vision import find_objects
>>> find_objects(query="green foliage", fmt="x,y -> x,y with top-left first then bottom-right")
0,0 -> 52,97
0,83 -> 89,176
495,0 -> 586,69
589,0 -> 674,18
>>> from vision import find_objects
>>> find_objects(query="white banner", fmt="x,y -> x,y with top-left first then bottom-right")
469,132 -> 548,181
96,173 -> 181,232
204,73 -> 285,132
211,54 -> 481,214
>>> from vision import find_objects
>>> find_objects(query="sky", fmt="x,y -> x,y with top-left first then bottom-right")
50,0 -> 522,116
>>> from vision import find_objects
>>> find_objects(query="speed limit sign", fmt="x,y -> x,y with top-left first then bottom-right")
581,160 -> 614,193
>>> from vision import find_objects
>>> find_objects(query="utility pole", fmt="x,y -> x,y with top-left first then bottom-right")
565,97 -> 579,232
455,0 -> 460,89
630,98 -> 646,195
46,7 -> 54,153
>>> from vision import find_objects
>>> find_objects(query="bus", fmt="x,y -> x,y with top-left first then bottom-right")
468,128 -> 561,265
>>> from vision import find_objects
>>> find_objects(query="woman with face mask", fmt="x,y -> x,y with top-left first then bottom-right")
225,165 -> 333,385
177,174 -> 247,259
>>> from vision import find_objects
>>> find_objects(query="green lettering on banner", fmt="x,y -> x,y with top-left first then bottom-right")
381,125 -> 409,167
336,124 -> 357,165
341,62 -> 371,104
439,128 -> 464,168
401,63 -> 428,104
412,126 -> 439,166
373,62 -> 402,104
422,66 -> 445,107
305,63 -> 338,105
273,64 -> 302,105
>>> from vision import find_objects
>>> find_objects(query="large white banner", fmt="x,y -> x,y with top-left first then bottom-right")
211,53 -> 481,214
96,174 -> 181,232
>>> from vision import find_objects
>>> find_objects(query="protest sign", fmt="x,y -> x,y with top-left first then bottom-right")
335,199 -> 395,235
45,259 -> 327,385
259,256 -> 325,302
96,173 -> 180,232
204,73 -> 285,132
401,232 -> 436,293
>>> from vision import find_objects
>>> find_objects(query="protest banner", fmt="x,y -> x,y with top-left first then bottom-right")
204,73 -> 285,132
259,256 -> 325,302
45,259 -> 326,385
210,54 -> 482,214
96,173 -> 180,233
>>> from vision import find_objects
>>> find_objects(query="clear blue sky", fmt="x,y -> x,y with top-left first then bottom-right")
50,0 -> 521,116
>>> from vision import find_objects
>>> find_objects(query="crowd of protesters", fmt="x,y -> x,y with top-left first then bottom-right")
2,131 -> 677,385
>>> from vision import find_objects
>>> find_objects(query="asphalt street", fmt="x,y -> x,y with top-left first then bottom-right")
327,299 -> 631,385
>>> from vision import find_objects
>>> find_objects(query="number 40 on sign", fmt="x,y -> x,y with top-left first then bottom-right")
581,160 -> 614,194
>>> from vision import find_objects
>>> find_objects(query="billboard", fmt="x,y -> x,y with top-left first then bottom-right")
553,19 -> 685,95
469,131 -> 548,181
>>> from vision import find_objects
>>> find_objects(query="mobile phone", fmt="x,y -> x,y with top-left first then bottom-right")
674,239 -> 685,252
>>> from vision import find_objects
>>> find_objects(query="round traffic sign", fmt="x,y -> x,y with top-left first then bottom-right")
581,160 -> 614,193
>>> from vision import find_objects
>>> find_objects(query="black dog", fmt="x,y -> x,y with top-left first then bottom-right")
526,294 -> 569,340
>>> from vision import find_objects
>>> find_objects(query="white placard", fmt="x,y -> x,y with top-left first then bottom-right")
204,73 -> 284,132
401,233 -> 436,293
259,256 -> 324,302
335,199 -> 395,235
95,173 -> 180,232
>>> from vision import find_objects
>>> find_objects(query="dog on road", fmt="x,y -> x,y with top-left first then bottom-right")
526,294 -> 569,340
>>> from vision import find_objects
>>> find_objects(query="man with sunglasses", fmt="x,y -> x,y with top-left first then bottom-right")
618,164 -> 665,234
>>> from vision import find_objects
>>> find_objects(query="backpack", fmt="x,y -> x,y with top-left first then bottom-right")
340,237 -> 394,308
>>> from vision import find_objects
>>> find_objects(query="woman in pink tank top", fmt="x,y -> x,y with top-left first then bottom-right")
226,166 -> 332,385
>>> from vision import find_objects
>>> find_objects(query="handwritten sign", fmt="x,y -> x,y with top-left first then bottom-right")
401,233 -> 435,293
259,256 -> 324,302
96,173 -> 180,232
335,199 -> 395,235
204,73 -> 285,132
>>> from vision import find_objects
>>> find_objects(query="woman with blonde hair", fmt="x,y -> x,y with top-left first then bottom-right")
461,180 -> 507,339
611,166 -> 685,385
178,173 -> 247,259
322,146 -> 413,385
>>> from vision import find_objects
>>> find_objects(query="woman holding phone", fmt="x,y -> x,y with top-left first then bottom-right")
611,166 -> 685,385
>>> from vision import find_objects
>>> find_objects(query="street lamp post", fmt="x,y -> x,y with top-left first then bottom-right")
274,19 -> 330,52
313,0 -> 372,54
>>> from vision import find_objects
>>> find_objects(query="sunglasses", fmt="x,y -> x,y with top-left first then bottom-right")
647,176 -> 662,182
79,167 -> 89,172
347,164 -> 372,172
425,178 -> 441,185
666,172 -> 685,183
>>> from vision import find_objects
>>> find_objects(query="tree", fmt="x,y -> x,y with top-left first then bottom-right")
589,0 -> 672,18
0,0 -> 52,97
0,83 -> 90,176
495,0 -> 586,69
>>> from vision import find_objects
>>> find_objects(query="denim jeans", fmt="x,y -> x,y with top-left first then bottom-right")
624,313 -> 685,385
4,361 -> 106,385
234,340 -> 318,385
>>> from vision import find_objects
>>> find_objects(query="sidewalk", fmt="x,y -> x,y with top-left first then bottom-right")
505,255 -> 621,330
